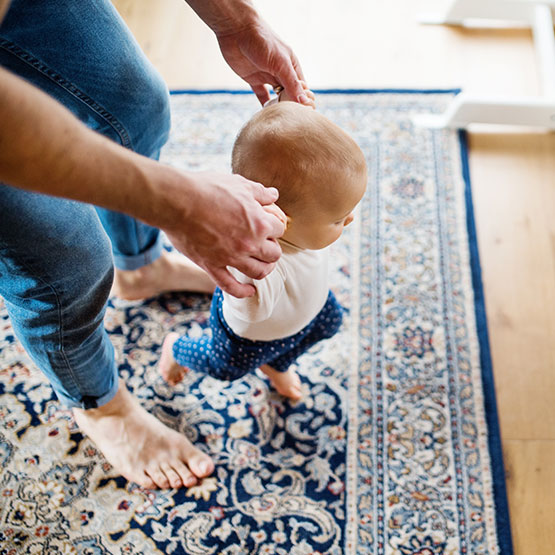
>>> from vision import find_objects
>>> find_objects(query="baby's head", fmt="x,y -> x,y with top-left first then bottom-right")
232,102 -> 367,250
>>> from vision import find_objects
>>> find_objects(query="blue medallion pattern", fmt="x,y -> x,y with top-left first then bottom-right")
0,92 -> 506,554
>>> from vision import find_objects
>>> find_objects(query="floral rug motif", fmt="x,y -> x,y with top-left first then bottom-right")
0,92 -> 512,554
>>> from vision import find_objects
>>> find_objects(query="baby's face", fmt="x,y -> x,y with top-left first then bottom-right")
304,208 -> 356,250
283,170 -> 367,250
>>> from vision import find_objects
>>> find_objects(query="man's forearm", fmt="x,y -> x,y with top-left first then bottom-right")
0,0 -> 10,22
184,0 -> 260,36
0,67 -> 187,229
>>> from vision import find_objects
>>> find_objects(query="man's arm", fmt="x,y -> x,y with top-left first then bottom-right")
184,0 -> 258,37
185,0 -> 310,106
0,0 -> 9,22
0,67 -> 285,297
0,67 -> 167,220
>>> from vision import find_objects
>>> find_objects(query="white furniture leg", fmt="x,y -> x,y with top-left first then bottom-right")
534,4 -> 555,95
417,0 -> 533,25
412,94 -> 555,128
413,0 -> 555,129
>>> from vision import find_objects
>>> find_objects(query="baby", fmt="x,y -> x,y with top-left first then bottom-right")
159,98 -> 367,400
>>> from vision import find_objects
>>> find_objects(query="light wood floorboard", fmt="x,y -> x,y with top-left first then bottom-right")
114,1 -> 555,552
504,439 -> 555,554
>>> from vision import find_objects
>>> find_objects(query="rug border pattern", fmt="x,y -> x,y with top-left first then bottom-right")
168,89 -> 512,554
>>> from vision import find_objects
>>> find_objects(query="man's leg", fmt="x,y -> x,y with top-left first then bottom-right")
0,0 -> 214,488
0,185 -> 214,489
0,0 -> 213,299
0,187 -> 117,409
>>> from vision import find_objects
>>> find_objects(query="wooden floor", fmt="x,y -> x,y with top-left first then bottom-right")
114,1 -> 555,552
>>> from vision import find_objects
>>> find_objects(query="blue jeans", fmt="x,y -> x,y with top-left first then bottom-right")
0,0 -> 171,407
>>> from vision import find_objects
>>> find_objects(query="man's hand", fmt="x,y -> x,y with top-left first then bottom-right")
216,21 -> 310,107
185,0 -> 310,107
276,81 -> 316,109
163,171 -> 287,298
0,68 -> 286,298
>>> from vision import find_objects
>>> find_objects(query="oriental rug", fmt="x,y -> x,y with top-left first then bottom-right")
0,91 -> 512,554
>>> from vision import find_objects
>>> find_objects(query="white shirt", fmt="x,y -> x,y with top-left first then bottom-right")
222,241 -> 329,341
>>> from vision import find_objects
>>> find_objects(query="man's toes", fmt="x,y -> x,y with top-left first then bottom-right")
146,466 -> 170,489
182,449 -> 214,479
135,472 -> 157,490
172,460 -> 197,488
160,463 -> 183,489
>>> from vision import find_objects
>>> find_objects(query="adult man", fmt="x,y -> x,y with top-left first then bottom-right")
0,0 -> 311,489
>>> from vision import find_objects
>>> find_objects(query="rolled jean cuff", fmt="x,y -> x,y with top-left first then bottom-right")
61,379 -> 119,410
113,233 -> 164,271
56,369 -> 119,409
45,328 -> 120,409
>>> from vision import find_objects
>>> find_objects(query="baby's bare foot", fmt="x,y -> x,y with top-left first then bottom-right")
260,364 -> 302,401
160,333 -> 188,386
112,251 -> 215,300
73,380 -> 214,489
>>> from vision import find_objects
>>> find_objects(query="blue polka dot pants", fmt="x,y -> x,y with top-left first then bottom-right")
172,288 -> 344,381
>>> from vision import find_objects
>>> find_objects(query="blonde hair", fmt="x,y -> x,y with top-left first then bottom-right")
232,102 -> 366,218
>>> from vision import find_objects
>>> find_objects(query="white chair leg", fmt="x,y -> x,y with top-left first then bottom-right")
415,0 -> 555,128
412,93 -> 555,128
533,4 -> 555,95
417,0 -> 532,25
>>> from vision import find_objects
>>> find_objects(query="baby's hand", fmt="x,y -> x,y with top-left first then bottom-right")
263,202 -> 290,232
276,81 -> 316,109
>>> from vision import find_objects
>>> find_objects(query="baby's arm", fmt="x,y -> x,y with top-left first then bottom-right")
224,265 -> 286,323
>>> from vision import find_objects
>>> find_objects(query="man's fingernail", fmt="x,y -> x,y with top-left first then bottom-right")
298,94 -> 309,104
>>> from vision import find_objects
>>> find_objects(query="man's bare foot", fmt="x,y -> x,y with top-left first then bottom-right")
73,380 -> 214,489
112,251 -> 216,301
260,364 -> 302,401
160,332 -> 189,386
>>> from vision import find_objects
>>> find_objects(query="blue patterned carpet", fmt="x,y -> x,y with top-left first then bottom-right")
0,92 -> 512,554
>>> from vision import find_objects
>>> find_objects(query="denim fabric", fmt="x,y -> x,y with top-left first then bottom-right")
0,0 -> 172,407
173,289 -> 344,381
0,0 -> 171,269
